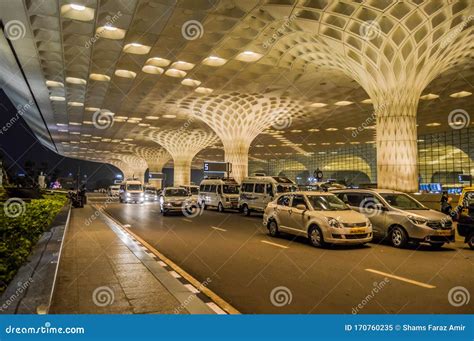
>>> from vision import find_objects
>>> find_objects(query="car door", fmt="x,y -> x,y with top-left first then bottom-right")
359,193 -> 387,237
254,183 -> 266,211
275,195 -> 292,228
288,194 -> 309,232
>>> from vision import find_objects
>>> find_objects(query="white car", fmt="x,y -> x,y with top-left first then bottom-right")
119,180 -> 144,204
160,187 -> 198,216
263,191 -> 373,247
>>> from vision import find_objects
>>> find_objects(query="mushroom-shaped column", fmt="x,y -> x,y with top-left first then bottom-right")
179,93 -> 302,183
130,146 -> 171,188
148,129 -> 218,186
107,159 -> 134,180
114,154 -> 149,183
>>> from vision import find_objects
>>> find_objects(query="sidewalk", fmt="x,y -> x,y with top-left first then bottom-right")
50,205 -> 215,314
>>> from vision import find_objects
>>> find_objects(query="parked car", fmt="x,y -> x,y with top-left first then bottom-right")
119,180 -> 144,204
307,181 -> 346,192
198,178 -> 240,212
108,185 -> 120,197
263,191 -> 372,247
144,186 -> 159,202
160,187 -> 197,216
457,186 -> 474,249
239,176 -> 297,216
180,185 -> 200,202
333,189 -> 454,248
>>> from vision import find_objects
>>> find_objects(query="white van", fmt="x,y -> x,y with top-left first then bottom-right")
119,180 -> 144,203
198,178 -> 240,212
180,185 -> 199,202
239,176 -> 297,216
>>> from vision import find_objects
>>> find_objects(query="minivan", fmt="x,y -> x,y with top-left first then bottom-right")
239,176 -> 297,216
119,180 -> 144,204
199,178 -> 240,212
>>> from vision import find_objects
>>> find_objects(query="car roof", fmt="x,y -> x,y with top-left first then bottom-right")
331,188 -> 402,194
279,191 -> 333,196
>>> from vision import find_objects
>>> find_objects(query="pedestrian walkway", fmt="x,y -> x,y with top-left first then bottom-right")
50,205 -> 215,314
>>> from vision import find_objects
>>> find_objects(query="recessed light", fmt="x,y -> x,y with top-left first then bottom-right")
96,26 -> 125,39
326,128 -> 338,131
56,123 -> 67,127
308,128 -> 320,132
202,56 -> 227,66
123,43 -> 151,55
50,96 -> 65,101
310,102 -> 327,108
83,121 -> 93,125
145,116 -> 159,120
290,129 -> 302,133
146,57 -> 171,67
85,107 -> 100,111
115,69 -> 137,78
58,129 -> 68,132
335,142 -> 345,145
142,65 -> 164,75
366,141 -> 376,144
420,93 -> 439,100
361,99 -> 372,104
195,87 -> 213,94
66,77 -> 87,85
70,4 -> 85,11
138,123 -> 150,127
46,80 -> 64,87
165,69 -> 186,78
69,122 -> 82,126
449,91 -> 472,98
115,116 -> 128,120
181,78 -> 201,87
68,101 -> 83,107
162,114 -> 176,119
70,131 -> 80,135
321,142 -> 330,145
171,61 -> 195,70
426,122 -> 441,127
123,138 -> 134,141
90,73 -> 110,81
334,101 -> 353,106
344,127 -> 356,130
350,141 -> 360,144
235,51 -> 263,62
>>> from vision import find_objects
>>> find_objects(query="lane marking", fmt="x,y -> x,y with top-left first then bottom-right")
123,224 -> 131,228
206,302 -> 227,315
182,218 -> 193,223
169,270 -> 182,278
158,261 -> 168,267
184,284 -> 200,294
260,240 -> 289,249
211,226 -> 227,232
365,268 -> 436,289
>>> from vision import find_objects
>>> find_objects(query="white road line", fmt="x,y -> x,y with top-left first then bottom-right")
365,268 -> 436,289
211,226 -> 227,232
260,240 -> 289,249
184,284 -> 200,294
169,270 -> 182,278
182,218 -> 193,223
123,224 -> 131,228
206,302 -> 227,315
158,261 -> 168,267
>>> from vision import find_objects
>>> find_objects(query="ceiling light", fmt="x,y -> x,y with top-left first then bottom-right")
61,3 -> 94,21
449,91 -> 472,98
90,73 -> 110,81
70,131 -> 80,135
308,128 -> 320,132
181,78 -> 201,87
83,121 -> 93,125
115,69 -> 137,78
85,107 -> 100,111
321,142 -> 330,145
162,114 -> 176,119
420,93 -> 439,100
235,51 -> 263,62
66,77 -> 87,85
46,80 -> 64,87
96,26 -> 126,39
58,129 -> 68,132
142,65 -> 164,75
69,122 -> 82,126
366,141 -> 376,144
123,138 -> 134,141
56,123 -> 67,127
68,101 -> 83,107
326,128 -> 338,131
123,43 -> 151,55
202,56 -> 227,66
290,129 -> 302,133
145,116 -> 159,120
334,101 -> 353,106
365,126 -> 376,130
116,116 -> 128,120
195,87 -> 213,95
146,57 -> 171,67
171,61 -> 195,70
138,123 -> 150,127
350,141 -> 360,144
50,96 -> 65,101
361,99 -> 372,104
70,4 -> 85,11
103,25 -> 116,31
165,69 -> 186,78
335,142 -> 345,145
426,122 -> 441,127
344,127 -> 356,130
310,102 -> 327,108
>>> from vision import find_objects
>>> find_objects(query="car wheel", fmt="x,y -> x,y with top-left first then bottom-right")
308,226 -> 325,248
429,242 -> 444,249
391,226 -> 408,248
468,234 -> 474,250
218,202 -> 224,213
242,204 -> 250,216
268,220 -> 279,237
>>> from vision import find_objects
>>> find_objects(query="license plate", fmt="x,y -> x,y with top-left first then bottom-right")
436,230 -> 452,236
350,228 -> 366,234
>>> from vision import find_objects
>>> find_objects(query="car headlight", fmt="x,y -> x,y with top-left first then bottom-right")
166,202 -> 172,206
327,217 -> 341,228
407,215 -> 427,225
366,218 -> 372,227
126,193 -> 131,197
140,193 -> 144,197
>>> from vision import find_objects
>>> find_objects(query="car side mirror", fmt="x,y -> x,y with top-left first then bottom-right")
296,204 -> 307,211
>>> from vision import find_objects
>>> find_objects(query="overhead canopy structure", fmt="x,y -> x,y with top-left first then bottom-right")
1,0 -> 473,190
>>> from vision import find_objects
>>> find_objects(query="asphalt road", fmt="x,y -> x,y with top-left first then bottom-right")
103,201 -> 473,314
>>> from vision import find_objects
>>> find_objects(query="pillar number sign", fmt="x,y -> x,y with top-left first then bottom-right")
203,161 -> 232,173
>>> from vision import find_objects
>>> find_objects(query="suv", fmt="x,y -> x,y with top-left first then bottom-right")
333,189 -> 454,248
239,176 -> 297,216
198,178 -> 240,212
119,180 -> 144,204
263,191 -> 372,247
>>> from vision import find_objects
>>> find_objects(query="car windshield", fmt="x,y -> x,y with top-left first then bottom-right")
127,184 -> 142,191
189,187 -> 199,195
307,195 -> 350,211
223,185 -> 239,194
166,189 -> 188,196
145,189 -> 157,195
380,193 -> 427,210
276,185 -> 297,193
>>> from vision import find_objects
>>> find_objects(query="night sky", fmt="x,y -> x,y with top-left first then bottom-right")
0,89 -> 120,189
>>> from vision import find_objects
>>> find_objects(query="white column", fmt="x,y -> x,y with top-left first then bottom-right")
173,158 -> 192,186
223,141 -> 249,184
